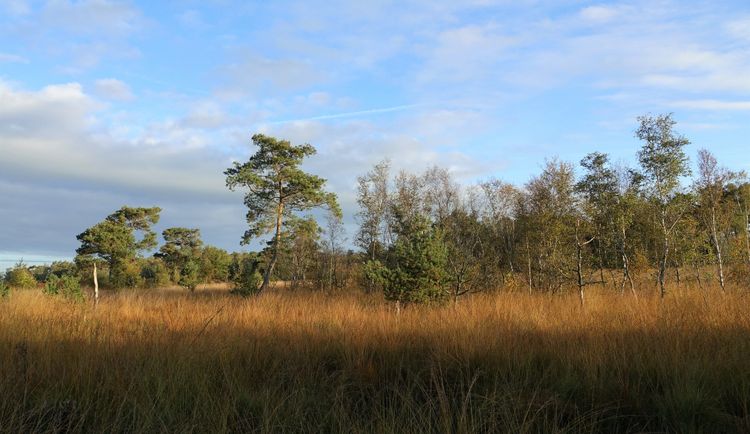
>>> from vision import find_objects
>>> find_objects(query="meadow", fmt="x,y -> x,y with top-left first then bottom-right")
1,285 -> 749,433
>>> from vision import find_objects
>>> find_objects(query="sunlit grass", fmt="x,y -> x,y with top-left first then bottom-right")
1,285 -> 749,433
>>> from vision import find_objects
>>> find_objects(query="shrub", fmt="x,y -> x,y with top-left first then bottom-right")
0,280 -> 9,299
140,258 -> 171,288
110,260 -> 143,289
232,256 -> 263,297
179,260 -> 200,292
367,215 -> 449,306
5,263 -> 37,289
44,274 -> 85,302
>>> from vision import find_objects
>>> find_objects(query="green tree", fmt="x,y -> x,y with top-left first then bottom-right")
43,274 -> 85,302
367,213 -> 448,310
635,113 -> 691,298
156,227 -> 203,289
693,149 -> 738,290
517,159 -> 579,292
728,180 -> 750,272
225,134 -> 340,293
356,159 -> 391,292
576,152 -> 619,286
198,246 -> 232,283
76,206 -> 161,293
179,260 -> 200,292
275,216 -> 321,289
232,253 -> 263,296
4,261 -> 37,289
140,257 -> 171,288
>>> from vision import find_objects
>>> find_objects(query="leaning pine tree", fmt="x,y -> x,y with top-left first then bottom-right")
225,134 -> 340,294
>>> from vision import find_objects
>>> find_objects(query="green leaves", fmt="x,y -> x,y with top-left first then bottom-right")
225,134 -> 340,292
76,206 -> 161,289
372,214 -> 449,305
636,113 -> 691,202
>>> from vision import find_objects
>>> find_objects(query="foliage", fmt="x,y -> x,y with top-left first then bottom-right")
43,273 -> 85,302
0,280 -> 9,299
178,260 -> 200,292
76,206 -> 161,289
232,254 -> 263,297
225,134 -> 340,292
199,246 -> 232,283
4,262 -> 37,289
156,227 -> 203,290
140,258 -> 171,288
368,214 -> 449,305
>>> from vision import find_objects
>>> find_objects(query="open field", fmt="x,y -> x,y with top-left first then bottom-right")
1,287 -> 749,433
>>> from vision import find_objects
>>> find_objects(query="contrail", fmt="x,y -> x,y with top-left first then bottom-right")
268,104 -> 421,125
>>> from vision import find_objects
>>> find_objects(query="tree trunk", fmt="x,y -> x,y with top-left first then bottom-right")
261,201 -> 284,293
710,209 -> 726,291
577,240 -> 585,306
93,262 -> 99,305
658,213 -> 669,299
526,237 -> 533,294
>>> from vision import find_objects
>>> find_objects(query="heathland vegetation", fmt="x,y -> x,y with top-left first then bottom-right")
2,113 -> 750,432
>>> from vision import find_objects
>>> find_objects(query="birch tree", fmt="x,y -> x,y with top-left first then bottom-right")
694,149 -> 737,290
635,113 -> 691,298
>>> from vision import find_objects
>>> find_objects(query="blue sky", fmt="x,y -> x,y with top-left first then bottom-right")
1,0 -> 750,265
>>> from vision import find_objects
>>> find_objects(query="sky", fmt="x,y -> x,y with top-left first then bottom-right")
1,0 -> 750,266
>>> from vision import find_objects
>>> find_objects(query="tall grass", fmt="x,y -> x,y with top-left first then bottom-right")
1,286 -> 749,433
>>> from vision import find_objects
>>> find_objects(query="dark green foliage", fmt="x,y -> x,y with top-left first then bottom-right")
199,246 -> 232,283
43,274 -> 84,302
156,227 -> 203,289
225,134 -> 340,292
368,214 -> 449,305
140,258 -> 171,288
76,206 -> 160,289
232,254 -> 263,297
179,260 -> 200,292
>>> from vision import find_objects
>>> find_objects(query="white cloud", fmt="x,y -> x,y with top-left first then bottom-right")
579,5 -> 620,23
670,99 -> 750,111
94,78 -> 134,101
0,81 -> 232,197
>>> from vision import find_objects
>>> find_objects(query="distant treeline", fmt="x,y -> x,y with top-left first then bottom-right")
2,113 -> 749,304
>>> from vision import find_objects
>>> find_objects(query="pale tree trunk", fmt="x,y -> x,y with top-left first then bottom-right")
658,212 -> 670,299
709,209 -> 726,291
261,201 -> 284,293
575,220 -> 595,307
93,262 -> 99,305
526,237 -> 533,294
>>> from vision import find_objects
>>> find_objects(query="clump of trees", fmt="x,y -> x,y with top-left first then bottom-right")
353,114 -> 750,305
10,116 -> 746,306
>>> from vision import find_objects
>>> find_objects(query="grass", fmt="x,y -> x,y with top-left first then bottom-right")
1,285 -> 749,433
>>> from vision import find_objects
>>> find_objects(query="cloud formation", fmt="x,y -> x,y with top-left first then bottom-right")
1,0 -> 749,261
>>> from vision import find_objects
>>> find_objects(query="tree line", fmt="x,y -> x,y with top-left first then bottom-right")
2,113 -> 749,305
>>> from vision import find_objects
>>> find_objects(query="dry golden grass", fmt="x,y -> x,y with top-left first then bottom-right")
1,285 -> 749,433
